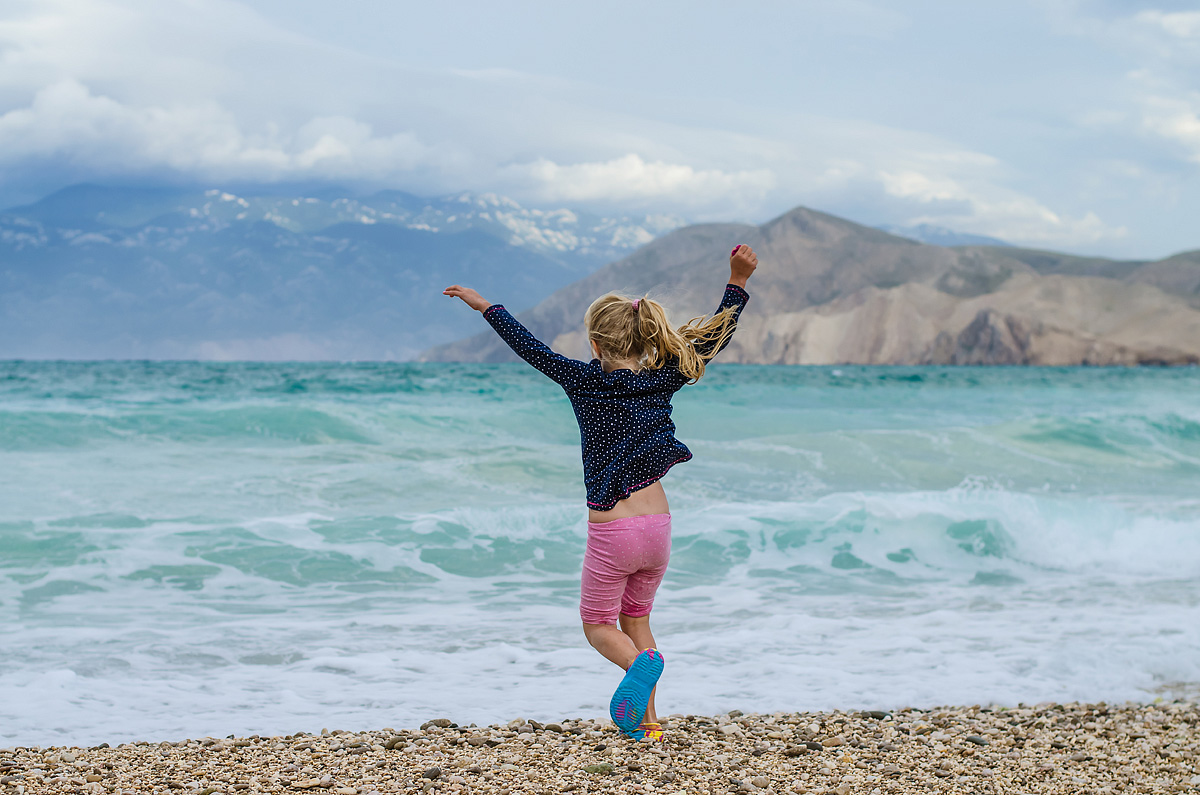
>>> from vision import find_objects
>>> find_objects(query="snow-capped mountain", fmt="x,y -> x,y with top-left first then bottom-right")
0,184 -> 687,360
6,184 -> 685,268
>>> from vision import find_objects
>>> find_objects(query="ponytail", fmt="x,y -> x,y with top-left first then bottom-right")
584,293 -> 739,382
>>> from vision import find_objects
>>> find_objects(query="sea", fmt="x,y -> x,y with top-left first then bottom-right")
2,361 -> 1198,748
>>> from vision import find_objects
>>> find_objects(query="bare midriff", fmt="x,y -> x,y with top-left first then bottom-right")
588,480 -> 670,523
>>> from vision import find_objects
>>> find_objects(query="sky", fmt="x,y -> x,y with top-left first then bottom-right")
0,0 -> 1198,258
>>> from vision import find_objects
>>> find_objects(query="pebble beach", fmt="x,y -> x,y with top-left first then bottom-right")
3,702 -> 1198,795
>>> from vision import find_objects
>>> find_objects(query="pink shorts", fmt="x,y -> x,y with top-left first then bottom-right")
580,513 -> 672,625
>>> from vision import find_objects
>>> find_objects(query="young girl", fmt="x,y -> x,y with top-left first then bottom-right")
443,244 -> 758,740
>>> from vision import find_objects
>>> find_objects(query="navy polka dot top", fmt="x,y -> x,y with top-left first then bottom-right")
483,284 -> 750,510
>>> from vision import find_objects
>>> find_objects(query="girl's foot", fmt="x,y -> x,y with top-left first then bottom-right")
610,648 -> 664,735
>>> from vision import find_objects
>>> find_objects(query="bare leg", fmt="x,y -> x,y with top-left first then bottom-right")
582,619 -> 661,725
582,622 -> 639,669
619,613 -> 659,724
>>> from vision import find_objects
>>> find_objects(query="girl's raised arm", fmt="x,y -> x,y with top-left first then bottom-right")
443,284 -> 588,388
691,245 -> 756,358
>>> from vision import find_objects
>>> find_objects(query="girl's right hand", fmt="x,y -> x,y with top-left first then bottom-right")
443,285 -> 492,312
729,244 -> 758,287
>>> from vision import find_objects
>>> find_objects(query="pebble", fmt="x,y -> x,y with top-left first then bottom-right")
4,702 -> 1194,794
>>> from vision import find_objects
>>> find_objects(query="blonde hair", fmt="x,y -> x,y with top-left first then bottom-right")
583,293 -> 738,382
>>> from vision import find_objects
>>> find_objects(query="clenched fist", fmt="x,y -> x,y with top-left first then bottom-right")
729,245 -> 758,288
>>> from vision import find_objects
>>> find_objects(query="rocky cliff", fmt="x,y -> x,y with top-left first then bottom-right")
422,206 -> 1200,366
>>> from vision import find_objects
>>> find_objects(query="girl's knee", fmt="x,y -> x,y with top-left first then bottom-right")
582,620 -> 615,644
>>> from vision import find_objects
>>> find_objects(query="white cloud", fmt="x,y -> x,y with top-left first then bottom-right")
1140,92 -> 1200,163
0,0 -> 1152,253
879,168 -> 1126,245
498,154 -> 775,211
0,80 -> 440,181
1135,10 -> 1200,40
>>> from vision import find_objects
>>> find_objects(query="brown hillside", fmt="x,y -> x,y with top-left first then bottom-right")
422,206 -> 1200,366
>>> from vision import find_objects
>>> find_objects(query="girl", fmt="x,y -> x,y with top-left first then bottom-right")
443,244 -> 758,740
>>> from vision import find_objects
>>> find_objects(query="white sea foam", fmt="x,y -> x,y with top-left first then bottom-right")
1,363 -> 1198,746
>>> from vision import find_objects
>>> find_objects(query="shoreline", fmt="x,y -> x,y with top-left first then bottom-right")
2,702 -> 1197,794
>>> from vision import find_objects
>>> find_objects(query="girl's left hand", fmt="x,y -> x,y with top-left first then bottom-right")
443,285 -> 492,312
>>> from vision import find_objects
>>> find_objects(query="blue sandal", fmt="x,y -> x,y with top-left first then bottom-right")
610,648 -> 664,735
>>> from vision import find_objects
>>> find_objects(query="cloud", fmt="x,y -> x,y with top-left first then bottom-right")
878,168 -> 1125,245
0,80 -> 444,182
498,154 -> 775,211
0,0 -> 1151,253
1134,10 -> 1200,40
1139,92 -> 1200,164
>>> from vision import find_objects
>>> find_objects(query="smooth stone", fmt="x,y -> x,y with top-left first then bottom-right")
864,711 -> 890,720
823,737 -> 845,747
804,742 -> 824,751
751,776 -> 769,788
467,737 -> 486,747
964,735 -> 989,746
421,767 -> 441,780
545,723 -> 564,733
783,746 -> 808,757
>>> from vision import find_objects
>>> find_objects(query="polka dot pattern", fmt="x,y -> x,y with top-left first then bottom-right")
483,284 -> 750,510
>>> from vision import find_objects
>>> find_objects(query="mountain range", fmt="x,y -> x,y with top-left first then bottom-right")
0,185 -> 684,359
423,207 -> 1200,366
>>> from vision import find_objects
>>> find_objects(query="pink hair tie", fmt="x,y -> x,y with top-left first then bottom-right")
632,299 -> 640,310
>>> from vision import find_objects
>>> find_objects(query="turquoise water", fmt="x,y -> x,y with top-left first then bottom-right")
2,362 -> 1198,746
